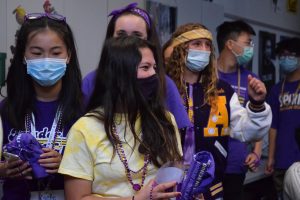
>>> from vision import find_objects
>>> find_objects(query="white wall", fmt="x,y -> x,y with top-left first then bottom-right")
214,0 -> 300,34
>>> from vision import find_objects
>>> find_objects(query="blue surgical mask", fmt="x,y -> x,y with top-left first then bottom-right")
279,56 -> 299,74
232,42 -> 254,65
186,49 -> 211,72
26,58 -> 67,86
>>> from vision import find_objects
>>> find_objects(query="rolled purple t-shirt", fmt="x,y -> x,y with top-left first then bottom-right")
82,70 -> 191,129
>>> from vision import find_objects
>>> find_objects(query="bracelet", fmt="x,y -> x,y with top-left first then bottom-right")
248,96 -> 265,106
252,152 -> 261,167
249,102 -> 265,112
252,151 -> 260,160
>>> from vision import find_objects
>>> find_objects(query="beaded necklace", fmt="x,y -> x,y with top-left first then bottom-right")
25,105 -> 63,199
112,123 -> 150,191
25,105 -> 63,149
184,83 -> 194,124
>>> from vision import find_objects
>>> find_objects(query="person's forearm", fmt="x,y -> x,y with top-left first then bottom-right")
253,140 -> 263,157
268,128 -> 277,160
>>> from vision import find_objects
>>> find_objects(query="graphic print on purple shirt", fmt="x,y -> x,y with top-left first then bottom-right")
268,80 -> 300,169
218,67 -> 258,174
82,70 -> 191,129
1,99 -> 74,200
4,100 -> 67,154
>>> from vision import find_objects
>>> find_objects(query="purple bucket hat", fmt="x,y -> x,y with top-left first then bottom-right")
3,132 -> 48,179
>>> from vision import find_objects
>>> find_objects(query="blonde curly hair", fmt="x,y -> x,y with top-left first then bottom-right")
165,23 -> 218,110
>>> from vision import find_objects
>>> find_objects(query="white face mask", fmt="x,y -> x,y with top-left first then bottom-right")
186,49 -> 211,72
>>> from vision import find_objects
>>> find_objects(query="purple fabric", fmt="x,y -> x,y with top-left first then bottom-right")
108,2 -> 137,16
4,133 -> 48,178
1,99 -> 74,200
183,127 -> 195,165
218,67 -> 257,174
108,2 -> 151,28
267,80 -> 300,169
179,151 -> 215,200
82,70 -> 191,129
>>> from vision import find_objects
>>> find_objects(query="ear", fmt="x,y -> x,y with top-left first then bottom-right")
67,53 -> 71,64
226,40 -> 234,50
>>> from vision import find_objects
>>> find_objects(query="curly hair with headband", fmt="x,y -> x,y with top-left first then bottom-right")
166,23 -> 218,110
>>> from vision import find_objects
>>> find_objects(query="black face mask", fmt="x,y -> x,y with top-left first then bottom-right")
137,74 -> 159,100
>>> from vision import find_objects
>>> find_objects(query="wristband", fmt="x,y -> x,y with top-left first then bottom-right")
248,96 -> 264,106
249,102 -> 265,112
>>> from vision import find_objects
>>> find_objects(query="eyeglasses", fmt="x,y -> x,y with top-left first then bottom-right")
24,13 -> 66,22
279,55 -> 298,60
233,40 -> 254,47
248,41 -> 254,47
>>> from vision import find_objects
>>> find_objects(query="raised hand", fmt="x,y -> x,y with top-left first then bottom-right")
247,75 -> 267,103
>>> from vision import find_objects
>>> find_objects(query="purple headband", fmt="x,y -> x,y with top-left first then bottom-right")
108,2 -> 151,28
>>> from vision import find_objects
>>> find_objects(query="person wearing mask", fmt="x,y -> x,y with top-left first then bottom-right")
216,20 -> 263,200
265,37 -> 300,199
59,36 -> 183,200
82,2 -> 190,130
165,23 -> 272,199
0,12 -> 83,199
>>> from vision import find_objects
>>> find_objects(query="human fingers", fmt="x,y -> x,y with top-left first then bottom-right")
244,154 -> 256,165
153,181 -> 177,192
39,150 -> 61,164
151,191 -> 181,199
6,160 -> 26,177
40,148 -> 58,158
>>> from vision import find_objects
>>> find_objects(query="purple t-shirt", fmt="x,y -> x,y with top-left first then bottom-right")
1,99 -> 75,200
218,67 -> 257,174
82,70 -> 191,129
268,79 -> 300,169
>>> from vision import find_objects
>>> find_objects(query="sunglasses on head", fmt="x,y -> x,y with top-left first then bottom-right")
24,13 -> 66,22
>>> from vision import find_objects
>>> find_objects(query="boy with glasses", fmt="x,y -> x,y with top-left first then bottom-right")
266,37 -> 300,199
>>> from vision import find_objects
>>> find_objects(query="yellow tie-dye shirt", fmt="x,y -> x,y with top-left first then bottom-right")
58,111 -> 182,198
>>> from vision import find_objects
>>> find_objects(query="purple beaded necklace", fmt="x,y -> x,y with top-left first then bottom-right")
112,123 -> 150,191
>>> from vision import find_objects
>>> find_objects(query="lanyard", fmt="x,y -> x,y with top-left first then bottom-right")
281,78 -> 300,96
25,106 -> 62,149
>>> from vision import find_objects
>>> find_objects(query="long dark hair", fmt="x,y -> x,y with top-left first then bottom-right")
105,8 -> 166,100
87,36 -> 181,167
1,16 -> 83,130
